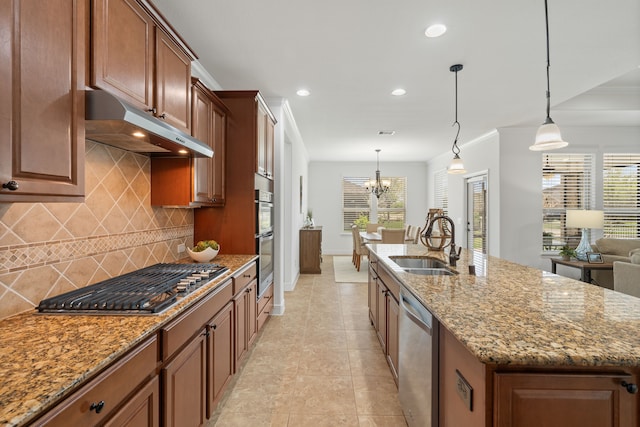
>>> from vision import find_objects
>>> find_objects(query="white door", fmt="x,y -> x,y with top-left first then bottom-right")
466,174 -> 488,255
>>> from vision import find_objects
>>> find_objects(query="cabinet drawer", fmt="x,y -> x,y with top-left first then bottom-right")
377,264 -> 400,301
233,263 -> 257,295
162,279 -> 233,360
257,284 -> 273,315
37,335 -> 158,427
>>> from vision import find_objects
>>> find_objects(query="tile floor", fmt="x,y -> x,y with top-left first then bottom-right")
208,256 -> 408,426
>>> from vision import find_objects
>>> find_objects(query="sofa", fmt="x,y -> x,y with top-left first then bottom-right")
590,238 -> 640,290
613,250 -> 640,298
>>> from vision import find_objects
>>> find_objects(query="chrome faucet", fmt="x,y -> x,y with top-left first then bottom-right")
424,215 -> 462,267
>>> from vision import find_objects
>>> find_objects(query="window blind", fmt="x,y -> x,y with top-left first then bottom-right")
434,169 -> 448,215
541,153 -> 595,251
603,154 -> 640,238
342,177 -> 371,231
376,177 -> 407,228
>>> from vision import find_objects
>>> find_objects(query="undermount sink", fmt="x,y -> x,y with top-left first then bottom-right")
389,256 -> 458,275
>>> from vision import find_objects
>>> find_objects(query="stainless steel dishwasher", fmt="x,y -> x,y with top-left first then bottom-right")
399,286 -> 439,427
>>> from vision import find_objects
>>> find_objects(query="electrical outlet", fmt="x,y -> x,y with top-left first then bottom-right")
177,243 -> 186,253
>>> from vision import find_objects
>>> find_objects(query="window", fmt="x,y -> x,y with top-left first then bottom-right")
541,153 -> 594,251
342,176 -> 407,231
342,177 -> 370,231
603,154 -> 640,238
376,177 -> 407,228
434,169 -> 448,215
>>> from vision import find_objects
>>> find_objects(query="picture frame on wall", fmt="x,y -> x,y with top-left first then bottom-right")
586,252 -> 604,264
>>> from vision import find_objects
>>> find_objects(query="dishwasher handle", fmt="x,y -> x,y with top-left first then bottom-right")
400,293 -> 433,335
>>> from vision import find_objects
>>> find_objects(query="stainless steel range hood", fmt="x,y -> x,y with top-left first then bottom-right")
85,90 -> 213,158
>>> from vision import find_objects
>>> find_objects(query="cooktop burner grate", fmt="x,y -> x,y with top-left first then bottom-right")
37,263 -> 228,314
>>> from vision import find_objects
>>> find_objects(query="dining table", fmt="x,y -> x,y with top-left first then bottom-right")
360,231 -> 382,242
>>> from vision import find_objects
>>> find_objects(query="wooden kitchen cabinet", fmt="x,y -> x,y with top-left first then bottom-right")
91,0 -> 194,133
150,78 -> 228,207
162,330 -> 207,427
37,336 -> 159,427
300,227 -> 322,274
367,257 -> 400,385
0,0 -> 85,202
103,376 -> 159,427
206,301 -> 234,417
234,278 -> 258,369
195,90 -> 276,254
257,101 -> 275,180
494,372 -> 638,427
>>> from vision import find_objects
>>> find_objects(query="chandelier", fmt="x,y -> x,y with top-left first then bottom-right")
366,149 -> 390,199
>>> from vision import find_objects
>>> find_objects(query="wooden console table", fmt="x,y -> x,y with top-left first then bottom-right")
550,258 -> 614,284
300,226 -> 322,274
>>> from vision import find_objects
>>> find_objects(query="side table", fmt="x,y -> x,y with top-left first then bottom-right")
550,258 -> 614,284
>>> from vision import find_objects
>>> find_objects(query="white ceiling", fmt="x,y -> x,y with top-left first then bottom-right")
152,0 -> 640,162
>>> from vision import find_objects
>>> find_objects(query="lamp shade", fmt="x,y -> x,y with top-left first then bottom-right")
529,122 -> 569,151
447,155 -> 466,174
566,209 -> 604,229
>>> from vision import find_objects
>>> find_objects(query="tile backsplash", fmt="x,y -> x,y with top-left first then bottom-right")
0,141 -> 195,320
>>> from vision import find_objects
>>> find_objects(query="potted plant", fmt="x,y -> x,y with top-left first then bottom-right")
558,245 -> 577,261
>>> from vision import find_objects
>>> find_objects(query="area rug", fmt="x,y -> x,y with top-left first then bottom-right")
333,256 -> 368,283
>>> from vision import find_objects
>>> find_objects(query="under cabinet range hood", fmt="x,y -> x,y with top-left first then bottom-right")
84,90 -> 213,158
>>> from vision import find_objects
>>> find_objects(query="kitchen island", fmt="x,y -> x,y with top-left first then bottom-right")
368,243 -> 640,426
0,254 -> 259,427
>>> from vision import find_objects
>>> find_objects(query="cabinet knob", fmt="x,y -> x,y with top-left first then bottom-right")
159,113 -> 166,119
2,181 -> 19,191
146,108 -> 157,114
89,400 -> 105,413
621,381 -> 638,394
212,324 -> 217,330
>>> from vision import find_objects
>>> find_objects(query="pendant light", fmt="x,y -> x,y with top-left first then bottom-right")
447,64 -> 466,174
529,0 -> 568,151
366,149 -> 390,198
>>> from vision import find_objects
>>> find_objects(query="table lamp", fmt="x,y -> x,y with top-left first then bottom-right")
566,209 -> 604,261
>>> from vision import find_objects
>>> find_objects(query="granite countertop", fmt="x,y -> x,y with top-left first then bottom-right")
0,254 -> 257,427
369,244 -> 640,368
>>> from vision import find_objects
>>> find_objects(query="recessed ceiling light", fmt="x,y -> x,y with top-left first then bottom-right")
391,88 -> 406,96
425,24 -> 447,38
378,130 -> 395,135
296,89 -> 310,96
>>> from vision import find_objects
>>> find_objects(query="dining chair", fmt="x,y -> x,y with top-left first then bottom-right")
405,225 -> 414,241
381,228 -> 406,244
413,226 -> 422,244
366,223 -> 380,233
352,225 -> 369,271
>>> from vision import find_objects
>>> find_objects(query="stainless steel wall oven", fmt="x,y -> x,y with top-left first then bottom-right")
255,189 -> 274,297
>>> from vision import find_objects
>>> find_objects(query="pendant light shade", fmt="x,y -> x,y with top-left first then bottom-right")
447,64 -> 466,175
529,0 -> 568,151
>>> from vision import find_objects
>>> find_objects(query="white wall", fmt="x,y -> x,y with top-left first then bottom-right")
308,161 -> 429,255
426,131 -> 502,256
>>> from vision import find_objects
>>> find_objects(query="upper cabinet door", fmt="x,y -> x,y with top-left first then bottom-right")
91,0 -> 192,134
91,0 -> 154,112
155,28 -> 192,134
0,0 -> 85,202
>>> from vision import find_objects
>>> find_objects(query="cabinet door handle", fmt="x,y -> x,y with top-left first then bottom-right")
146,107 -> 157,114
2,181 -> 19,191
89,400 -> 105,413
212,324 -> 217,330
622,381 -> 638,394
202,329 -> 210,337
159,113 -> 166,119
243,274 -> 251,278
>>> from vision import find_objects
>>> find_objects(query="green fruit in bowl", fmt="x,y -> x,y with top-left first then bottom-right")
193,240 -> 219,252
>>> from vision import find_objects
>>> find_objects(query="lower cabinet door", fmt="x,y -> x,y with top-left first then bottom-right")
494,372 -> 637,427
163,332 -> 207,427
104,377 -> 160,427
207,302 -> 234,417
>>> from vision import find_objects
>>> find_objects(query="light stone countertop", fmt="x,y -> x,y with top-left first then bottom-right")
369,244 -> 640,368
0,254 -> 257,427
